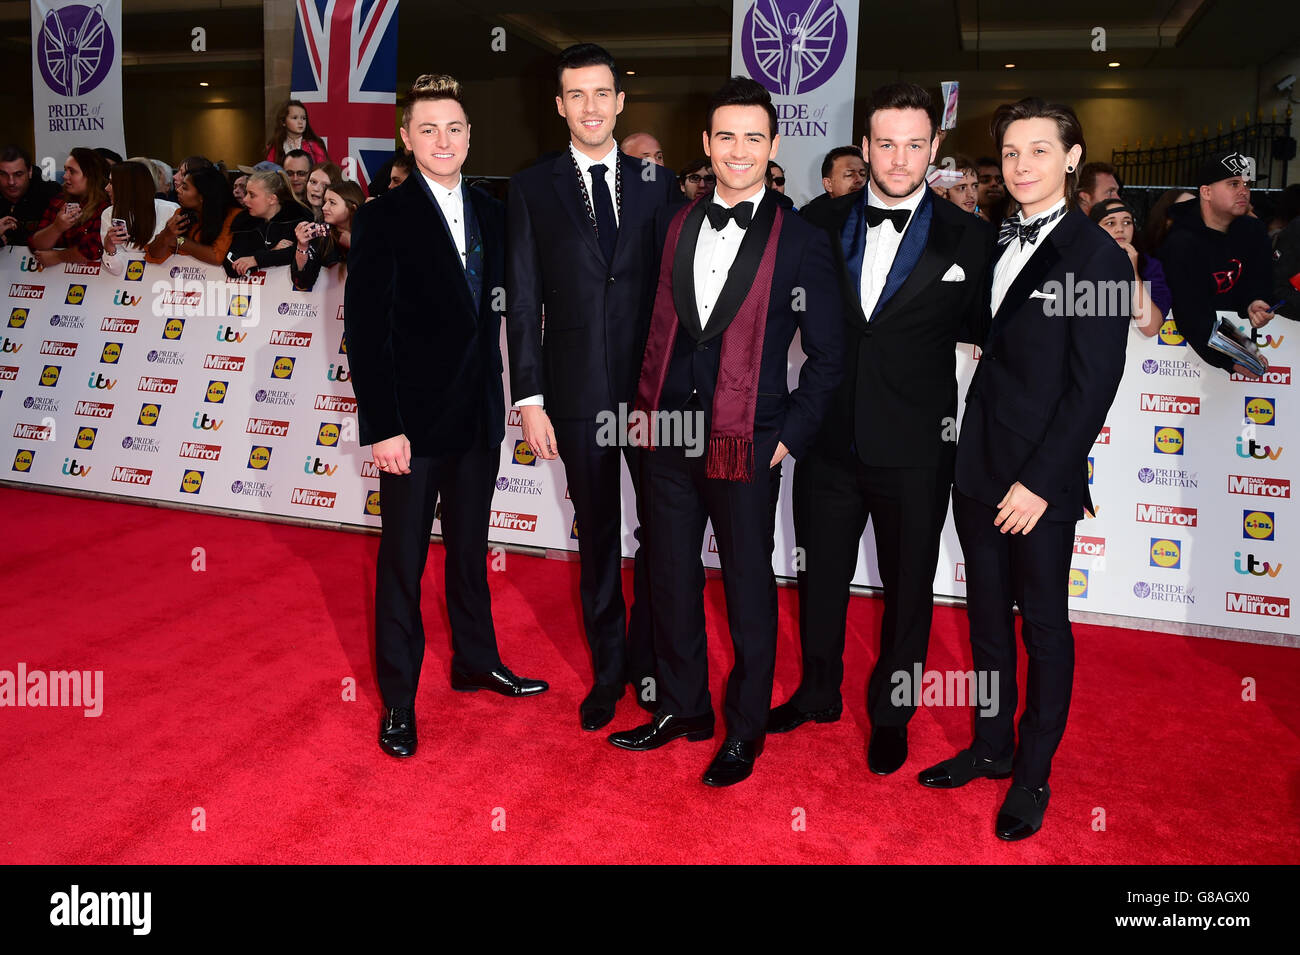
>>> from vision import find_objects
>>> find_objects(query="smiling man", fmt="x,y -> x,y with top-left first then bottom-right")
507,43 -> 678,732
605,76 -> 842,788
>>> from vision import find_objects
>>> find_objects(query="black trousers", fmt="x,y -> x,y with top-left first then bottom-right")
952,487 -> 1076,789
646,426 -> 783,741
374,442 -> 502,707
551,417 -> 655,690
790,449 -> 952,726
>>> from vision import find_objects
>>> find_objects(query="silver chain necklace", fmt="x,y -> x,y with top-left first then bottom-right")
569,146 -> 622,238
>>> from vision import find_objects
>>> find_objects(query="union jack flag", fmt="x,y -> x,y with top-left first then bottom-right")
291,0 -> 400,195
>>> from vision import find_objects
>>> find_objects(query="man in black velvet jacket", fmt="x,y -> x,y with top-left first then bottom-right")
345,74 -> 547,760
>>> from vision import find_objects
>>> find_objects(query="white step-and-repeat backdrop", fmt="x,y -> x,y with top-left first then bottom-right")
0,247 -> 1292,635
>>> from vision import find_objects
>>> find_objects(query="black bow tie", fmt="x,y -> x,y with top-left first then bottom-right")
705,202 -> 753,231
864,205 -> 910,232
998,205 -> 1066,247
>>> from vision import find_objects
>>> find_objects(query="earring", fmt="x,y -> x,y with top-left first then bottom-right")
1066,165 -> 1075,172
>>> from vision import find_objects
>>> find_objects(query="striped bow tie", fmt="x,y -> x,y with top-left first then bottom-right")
998,206 -> 1066,247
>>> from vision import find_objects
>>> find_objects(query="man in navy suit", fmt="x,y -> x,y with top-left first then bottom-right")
507,43 -> 678,731
346,74 -> 548,760
775,83 -> 994,777
606,77 -> 843,787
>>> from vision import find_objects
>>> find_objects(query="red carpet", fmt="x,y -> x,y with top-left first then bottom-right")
1,485 -> 1296,864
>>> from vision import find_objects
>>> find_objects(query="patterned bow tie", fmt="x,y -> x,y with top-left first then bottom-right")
864,205 -> 910,232
706,201 -> 753,231
998,205 -> 1066,247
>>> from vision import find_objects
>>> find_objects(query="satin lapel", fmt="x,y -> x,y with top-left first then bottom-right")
870,188 -> 932,320
409,173 -> 475,320
990,214 -> 1078,334
840,189 -> 868,325
672,199 -> 708,340
873,195 -> 963,323
698,190 -> 778,344
551,152 -> 604,265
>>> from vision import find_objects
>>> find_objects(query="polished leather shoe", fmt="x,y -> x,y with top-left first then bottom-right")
767,700 -> 842,734
917,747 -> 1013,788
996,783 -> 1051,841
379,706 -> 416,759
580,682 -> 624,731
702,737 -> 764,787
607,711 -> 715,751
631,674 -> 657,713
451,664 -> 548,697
867,725 -> 908,775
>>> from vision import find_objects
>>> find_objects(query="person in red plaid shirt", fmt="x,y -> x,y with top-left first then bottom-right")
29,147 -> 111,265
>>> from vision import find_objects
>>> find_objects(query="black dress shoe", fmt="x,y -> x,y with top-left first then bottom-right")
379,706 -> 416,759
451,664 -> 549,697
607,712 -> 715,751
867,725 -> 908,775
917,747 -> 1013,788
767,700 -> 842,734
702,737 -> 764,787
580,682 -> 624,731
996,783 -> 1051,841
631,674 -> 657,713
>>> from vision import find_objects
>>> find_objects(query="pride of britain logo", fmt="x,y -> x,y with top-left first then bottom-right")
37,4 -> 116,98
741,0 -> 848,96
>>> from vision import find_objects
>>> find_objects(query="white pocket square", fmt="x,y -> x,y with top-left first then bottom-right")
1029,289 -> 1057,301
940,264 -> 965,282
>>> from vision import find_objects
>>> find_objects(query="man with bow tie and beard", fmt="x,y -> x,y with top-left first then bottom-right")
605,76 -> 842,787
770,83 -> 994,776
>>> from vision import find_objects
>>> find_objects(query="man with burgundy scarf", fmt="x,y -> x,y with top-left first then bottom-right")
606,76 -> 843,787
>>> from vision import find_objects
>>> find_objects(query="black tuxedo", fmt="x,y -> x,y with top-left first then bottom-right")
345,173 -> 509,707
790,187 -> 993,724
645,190 -> 843,741
953,207 -> 1130,788
506,148 -> 677,691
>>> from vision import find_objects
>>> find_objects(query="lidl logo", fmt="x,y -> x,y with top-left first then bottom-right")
1067,568 -> 1089,597
74,426 -> 97,450
1245,396 -> 1275,426
1243,510 -> 1275,541
1087,456 -> 1094,484
206,380 -> 228,403
316,423 -> 340,447
39,365 -> 60,386
513,440 -> 537,466
1149,538 -> 1182,569
248,445 -> 272,470
12,449 -> 33,472
124,260 -> 145,281
162,317 -> 185,340
364,489 -> 381,516
64,284 -> 86,305
100,342 -> 122,364
1154,426 -> 1184,455
1157,319 -> 1185,346
271,356 -> 295,379
138,403 -> 160,426
228,294 -> 251,317
9,308 -> 27,327
180,469 -> 204,494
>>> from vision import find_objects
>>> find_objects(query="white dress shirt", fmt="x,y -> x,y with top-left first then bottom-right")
420,171 -> 467,264
694,182 -> 766,328
859,179 -> 927,319
990,197 -> 1067,315
515,142 -> 621,409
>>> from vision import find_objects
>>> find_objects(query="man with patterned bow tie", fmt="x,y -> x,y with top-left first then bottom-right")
346,75 -> 549,761
772,83 -> 993,776
507,43 -> 678,732
605,76 -> 842,787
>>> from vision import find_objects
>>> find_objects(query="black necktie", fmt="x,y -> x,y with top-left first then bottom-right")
705,202 -> 753,232
998,205 -> 1066,247
587,163 -> 618,264
864,205 -> 910,232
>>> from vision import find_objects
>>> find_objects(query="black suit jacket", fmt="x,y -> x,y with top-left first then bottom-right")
800,188 -> 994,468
650,191 -> 843,460
343,173 -> 507,455
506,148 -> 677,419
955,208 -> 1131,520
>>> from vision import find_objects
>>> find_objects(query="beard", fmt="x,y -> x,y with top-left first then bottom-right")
870,166 -> 925,200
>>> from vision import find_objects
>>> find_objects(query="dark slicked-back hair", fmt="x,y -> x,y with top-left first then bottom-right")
991,97 -> 1087,213
706,75 -> 778,141
865,82 -> 938,141
557,43 -> 620,96
0,144 -> 33,168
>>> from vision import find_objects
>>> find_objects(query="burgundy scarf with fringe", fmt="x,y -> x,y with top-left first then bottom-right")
634,197 -> 784,482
